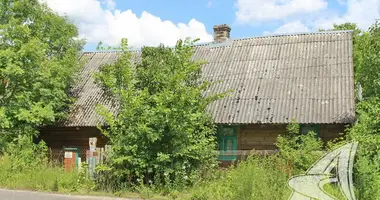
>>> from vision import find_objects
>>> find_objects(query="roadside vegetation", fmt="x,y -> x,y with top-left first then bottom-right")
0,0 -> 379,200
0,136 -> 78,192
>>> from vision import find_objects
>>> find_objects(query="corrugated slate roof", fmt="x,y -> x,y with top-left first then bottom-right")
59,30 -> 355,127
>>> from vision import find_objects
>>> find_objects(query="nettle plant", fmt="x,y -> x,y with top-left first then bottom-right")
95,38 -> 224,189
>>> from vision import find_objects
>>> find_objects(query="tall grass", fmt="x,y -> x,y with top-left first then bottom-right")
188,155 -> 291,200
0,155 -> 79,192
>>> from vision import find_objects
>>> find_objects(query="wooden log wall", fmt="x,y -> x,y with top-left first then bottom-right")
39,127 -> 108,152
239,124 -> 287,150
320,124 -> 346,142
238,124 -> 347,150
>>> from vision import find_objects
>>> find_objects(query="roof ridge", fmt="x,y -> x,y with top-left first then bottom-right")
82,48 -> 140,54
233,30 -> 353,41
83,30 -> 353,53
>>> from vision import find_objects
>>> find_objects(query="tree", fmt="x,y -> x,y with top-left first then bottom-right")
95,39 -> 222,189
0,0 -> 84,149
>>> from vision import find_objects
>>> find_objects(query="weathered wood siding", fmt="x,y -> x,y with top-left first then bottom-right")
239,124 -> 286,150
39,127 -> 107,152
238,124 -> 347,150
319,124 -> 346,142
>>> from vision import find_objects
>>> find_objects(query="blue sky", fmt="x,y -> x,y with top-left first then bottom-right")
42,0 -> 380,51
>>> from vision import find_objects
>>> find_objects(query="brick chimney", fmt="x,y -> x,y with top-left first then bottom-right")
213,24 -> 231,43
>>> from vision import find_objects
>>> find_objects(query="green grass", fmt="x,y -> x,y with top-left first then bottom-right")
323,183 -> 347,200
0,154 -> 295,200
0,155 -> 169,199
186,155 -> 292,200
0,155 -> 78,192
0,154 -> 356,200
0,154 -> 293,200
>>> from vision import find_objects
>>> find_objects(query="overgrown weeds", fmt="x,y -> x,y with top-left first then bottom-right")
0,154 -> 79,192
188,155 -> 291,200
0,135 -> 81,193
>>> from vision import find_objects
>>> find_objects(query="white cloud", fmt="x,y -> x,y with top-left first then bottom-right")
265,20 -> 311,35
235,0 -> 328,24
102,0 -> 116,10
314,0 -> 380,30
40,0 -> 213,48
261,0 -> 380,36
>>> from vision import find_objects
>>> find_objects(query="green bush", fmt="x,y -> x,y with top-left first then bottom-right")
346,98 -> 380,199
276,120 -> 324,174
4,134 -> 48,171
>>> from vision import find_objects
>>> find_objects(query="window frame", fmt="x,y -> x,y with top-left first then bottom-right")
300,124 -> 321,137
217,125 -> 238,161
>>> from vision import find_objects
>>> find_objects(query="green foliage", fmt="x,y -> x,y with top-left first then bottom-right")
72,162 -> 96,193
0,0 -> 84,148
323,184 -> 347,200
95,38 -> 222,190
0,155 -> 78,192
4,134 -> 48,171
96,38 -> 130,51
189,155 -> 290,200
52,177 -> 59,192
322,20 -> 380,199
355,21 -> 380,99
0,136 -> 79,192
276,120 -> 324,173
346,98 -> 380,199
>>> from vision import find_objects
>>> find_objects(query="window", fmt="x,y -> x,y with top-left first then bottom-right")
217,126 -> 237,161
300,124 -> 321,137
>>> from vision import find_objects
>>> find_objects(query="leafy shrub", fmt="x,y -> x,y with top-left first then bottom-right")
276,120 -> 324,173
4,134 -> 48,171
346,98 -> 380,199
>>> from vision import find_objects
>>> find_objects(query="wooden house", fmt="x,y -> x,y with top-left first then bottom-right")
40,24 -> 356,162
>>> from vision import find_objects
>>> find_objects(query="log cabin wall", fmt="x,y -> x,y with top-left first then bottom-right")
40,124 -> 346,152
39,127 -> 108,160
238,124 -> 287,151
238,124 -> 347,151
319,124 -> 346,142
39,123 -> 346,165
